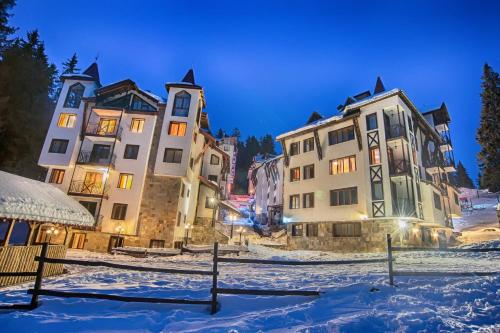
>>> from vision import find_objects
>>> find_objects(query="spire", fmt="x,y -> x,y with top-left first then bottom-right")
83,62 -> 100,84
373,76 -> 385,94
306,111 -> 323,124
182,69 -> 195,85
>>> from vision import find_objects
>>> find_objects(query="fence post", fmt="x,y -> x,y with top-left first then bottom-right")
211,242 -> 219,314
386,234 -> 394,286
30,242 -> 49,309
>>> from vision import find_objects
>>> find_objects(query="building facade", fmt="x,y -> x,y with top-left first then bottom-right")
38,64 -> 232,252
276,78 -> 461,251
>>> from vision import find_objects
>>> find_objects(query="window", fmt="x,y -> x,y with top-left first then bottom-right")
290,142 -> 300,156
328,126 -> 355,145
208,175 -> 218,182
177,211 -> 182,226
369,147 -> 381,165
333,222 -> 361,237
172,91 -> 191,117
372,181 -> 384,200
433,192 -> 442,210
330,187 -> 358,206
118,173 -> 133,189
164,148 -> 183,163
329,156 -> 356,175
289,194 -> 300,209
306,224 -> 318,237
79,201 -> 97,216
366,114 -> 378,131
97,118 -> 117,135
168,121 -> 187,136
130,118 -> 145,133
64,83 -> 85,108
57,113 -> 77,128
303,138 -> 315,152
303,164 -> 315,179
290,167 -> 300,182
48,169 -> 65,184
205,196 -> 216,209
131,95 -> 156,111
69,233 -> 86,249
111,203 -> 127,220
303,192 -> 314,208
210,154 -> 220,165
124,144 -> 139,159
149,239 -> 165,248
291,224 -> 303,236
49,139 -> 69,154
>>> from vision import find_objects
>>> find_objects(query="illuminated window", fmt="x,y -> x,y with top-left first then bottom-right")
97,118 -> 117,135
57,113 -> 76,128
290,167 -> 300,182
117,173 -> 133,189
64,83 -> 84,108
289,195 -> 300,209
49,169 -> 65,184
369,147 -> 381,165
130,118 -> 145,133
168,121 -> 187,136
329,156 -> 356,175
172,91 -> 191,117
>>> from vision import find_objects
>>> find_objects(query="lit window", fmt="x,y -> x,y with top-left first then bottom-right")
168,121 -> 187,136
130,118 -> 145,133
49,169 -> 65,184
329,156 -> 356,175
118,174 -> 133,189
97,118 -> 117,135
290,195 -> 300,209
64,83 -> 85,108
57,113 -> 76,128
172,91 -> 191,117
369,147 -> 381,165
290,167 -> 300,182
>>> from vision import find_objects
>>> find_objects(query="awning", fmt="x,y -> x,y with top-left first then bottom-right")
0,171 -> 95,227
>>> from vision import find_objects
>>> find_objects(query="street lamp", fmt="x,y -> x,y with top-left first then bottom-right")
184,223 -> 192,246
210,196 -> 218,227
45,226 -> 59,244
115,225 -> 125,237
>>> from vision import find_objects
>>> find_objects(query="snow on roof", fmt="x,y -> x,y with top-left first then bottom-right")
0,171 -> 95,227
276,115 -> 342,140
140,89 -> 164,103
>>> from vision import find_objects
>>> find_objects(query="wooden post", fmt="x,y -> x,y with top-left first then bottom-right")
211,242 -> 219,314
30,242 -> 49,309
2,219 -> 15,247
387,234 -> 394,286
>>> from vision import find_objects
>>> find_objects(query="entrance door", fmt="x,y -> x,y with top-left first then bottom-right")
97,118 -> 117,135
108,236 -> 124,253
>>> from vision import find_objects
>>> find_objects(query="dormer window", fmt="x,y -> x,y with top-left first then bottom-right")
64,83 -> 85,108
172,91 -> 191,117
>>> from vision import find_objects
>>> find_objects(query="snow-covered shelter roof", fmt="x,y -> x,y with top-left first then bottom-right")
0,171 -> 95,227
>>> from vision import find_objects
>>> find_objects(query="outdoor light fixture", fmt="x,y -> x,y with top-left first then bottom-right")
398,220 -> 407,230
412,227 -> 419,234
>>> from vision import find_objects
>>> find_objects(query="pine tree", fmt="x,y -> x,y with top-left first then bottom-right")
260,134 -> 276,156
0,0 -> 16,54
231,127 -> 241,139
62,53 -> 79,74
215,128 -> 225,139
477,63 -> 500,192
453,161 -> 475,188
0,29 -> 57,179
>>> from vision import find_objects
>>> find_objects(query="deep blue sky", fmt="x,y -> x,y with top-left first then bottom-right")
11,0 -> 500,180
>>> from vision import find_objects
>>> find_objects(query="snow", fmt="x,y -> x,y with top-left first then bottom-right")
0,244 -> 498,332
0,171 -> 94,226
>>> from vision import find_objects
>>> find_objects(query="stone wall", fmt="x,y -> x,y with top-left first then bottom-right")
190,217 -> 229,245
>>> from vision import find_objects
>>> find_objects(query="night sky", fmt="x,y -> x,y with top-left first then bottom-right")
11,0 -> 500,180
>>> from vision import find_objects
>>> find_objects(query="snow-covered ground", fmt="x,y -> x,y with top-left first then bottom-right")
0,243 -> 499,333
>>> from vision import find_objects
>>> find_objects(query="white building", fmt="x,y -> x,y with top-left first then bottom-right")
38,64 -> 233,252
276,78 -> 462,251
248,155 -> 284,231
216,136 -> 238,197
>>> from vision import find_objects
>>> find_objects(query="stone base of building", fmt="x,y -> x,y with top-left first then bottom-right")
190,217 -> 229,245
286,220 -> 453,252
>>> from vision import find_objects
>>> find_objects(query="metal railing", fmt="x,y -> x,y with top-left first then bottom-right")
85,123 -> 122,140
388,158 -> 411,175
68,180 -> 109,196
77,150 -> 116,167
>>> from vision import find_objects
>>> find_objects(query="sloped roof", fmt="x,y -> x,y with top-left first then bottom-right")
0,171 -> 95,227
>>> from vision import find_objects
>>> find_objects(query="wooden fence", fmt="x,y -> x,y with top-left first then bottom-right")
386,234 -> 500,285
0,245 -> 66,287
0,242 -> 390,313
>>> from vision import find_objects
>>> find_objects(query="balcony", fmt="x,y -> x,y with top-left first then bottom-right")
385,124 -> 407,140
389,158 -> 411,176
77,150 -> 116,168
68,180 -> 109,196
392,198 -> 417,217
85,122 -> 122,140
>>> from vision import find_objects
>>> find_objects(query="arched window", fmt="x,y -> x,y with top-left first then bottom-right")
172,91 -> 191,117
64,83 -> 85,108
